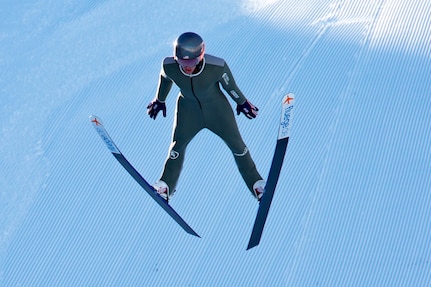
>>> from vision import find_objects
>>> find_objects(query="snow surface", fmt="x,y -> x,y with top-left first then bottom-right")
1,0 -> 430,286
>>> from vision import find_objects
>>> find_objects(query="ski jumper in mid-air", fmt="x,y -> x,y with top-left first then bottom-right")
147,32 -> 265,202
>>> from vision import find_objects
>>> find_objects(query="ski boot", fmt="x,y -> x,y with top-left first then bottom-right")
253,179 -> 266,201
153,180 -> 170,202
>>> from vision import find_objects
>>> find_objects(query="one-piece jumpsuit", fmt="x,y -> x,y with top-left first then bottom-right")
155,54 -> 263,196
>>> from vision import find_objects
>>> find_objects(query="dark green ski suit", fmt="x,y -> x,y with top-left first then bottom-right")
155,54 -> 263,195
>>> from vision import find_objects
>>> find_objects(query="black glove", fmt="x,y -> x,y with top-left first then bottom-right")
236,100 -> 259,119
147,99 -> 166,120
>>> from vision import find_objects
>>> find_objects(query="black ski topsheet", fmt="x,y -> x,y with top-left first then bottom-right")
90,115 -> 200,237
247,93 -> 294,250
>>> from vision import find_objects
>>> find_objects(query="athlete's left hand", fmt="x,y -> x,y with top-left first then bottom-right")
237,100 -> 259,119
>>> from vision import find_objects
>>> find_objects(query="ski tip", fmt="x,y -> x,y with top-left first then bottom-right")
279,93 -> 294,140
89,115 -> 103,127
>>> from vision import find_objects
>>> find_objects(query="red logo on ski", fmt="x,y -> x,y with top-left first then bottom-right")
91,117 -> 101,126
284,96 -> 294,105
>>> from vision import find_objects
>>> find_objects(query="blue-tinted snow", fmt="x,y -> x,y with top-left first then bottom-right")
1,0 -> 430,286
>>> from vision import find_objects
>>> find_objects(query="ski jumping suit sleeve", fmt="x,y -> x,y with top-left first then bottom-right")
155,54 -> 263,195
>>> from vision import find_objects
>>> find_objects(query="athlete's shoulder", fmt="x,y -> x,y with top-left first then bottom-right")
204,54 -> 226,67
162,57 -> 177,66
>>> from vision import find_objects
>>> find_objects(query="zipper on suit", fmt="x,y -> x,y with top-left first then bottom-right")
190,77 -> 202,110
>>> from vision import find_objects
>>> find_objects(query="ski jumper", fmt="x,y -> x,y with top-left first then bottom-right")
155,54 -> 263,195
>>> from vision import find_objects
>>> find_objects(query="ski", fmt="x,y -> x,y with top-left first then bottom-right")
89,115 -> 200,237
247,93 -> 294,250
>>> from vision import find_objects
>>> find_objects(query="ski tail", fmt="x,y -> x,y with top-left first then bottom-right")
247,138 -> 289,250
247,93 -> 294,250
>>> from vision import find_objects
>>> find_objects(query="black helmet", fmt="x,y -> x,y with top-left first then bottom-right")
174,32 -> 205,60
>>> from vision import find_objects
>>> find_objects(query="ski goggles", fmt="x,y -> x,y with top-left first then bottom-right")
176,57 -> 201,67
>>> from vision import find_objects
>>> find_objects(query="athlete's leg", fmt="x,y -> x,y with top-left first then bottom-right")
160,98 -> 203,194
205,97 -> 263,193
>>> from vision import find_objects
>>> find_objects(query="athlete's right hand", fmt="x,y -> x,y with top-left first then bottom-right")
147,99 -> 166,120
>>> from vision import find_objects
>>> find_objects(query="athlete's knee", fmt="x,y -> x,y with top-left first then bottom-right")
168,140 -> 185,160
233,146 -> 249,157
169,149 -> 180,160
